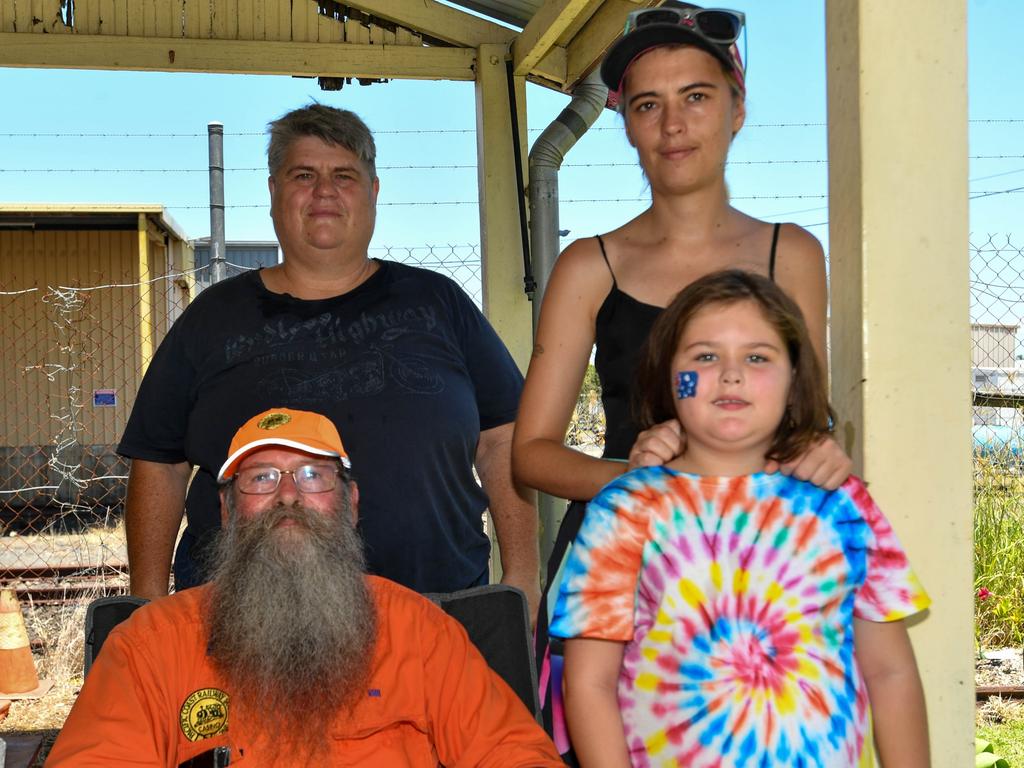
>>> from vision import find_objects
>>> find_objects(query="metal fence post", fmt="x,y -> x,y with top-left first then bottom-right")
208,122 -> 226,285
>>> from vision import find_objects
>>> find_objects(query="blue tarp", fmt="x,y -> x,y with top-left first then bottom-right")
974,424 -> 1024,457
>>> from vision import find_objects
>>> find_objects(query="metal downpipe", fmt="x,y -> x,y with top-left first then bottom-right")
527,70 -> 608,568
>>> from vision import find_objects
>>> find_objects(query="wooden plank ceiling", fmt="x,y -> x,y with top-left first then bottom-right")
0,0 -> 654,92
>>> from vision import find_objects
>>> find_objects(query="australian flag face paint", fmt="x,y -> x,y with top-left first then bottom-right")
675,371 -> 698,399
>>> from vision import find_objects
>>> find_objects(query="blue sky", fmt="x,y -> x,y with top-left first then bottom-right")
0,1 -> 1020,318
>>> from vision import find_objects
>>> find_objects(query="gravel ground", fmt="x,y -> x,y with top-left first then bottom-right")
978,647 -> 1024,687
976,647 -> 1024,730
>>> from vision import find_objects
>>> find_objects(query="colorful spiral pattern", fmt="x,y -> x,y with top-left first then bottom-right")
550,469 -> 929,767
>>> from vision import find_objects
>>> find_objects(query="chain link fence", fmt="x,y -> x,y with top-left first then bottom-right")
970,235 -> 1024,645
2,236 -> 1018,614
0,244 -> 484,590
970,234 -> 1024,455
0,261 -> 194,589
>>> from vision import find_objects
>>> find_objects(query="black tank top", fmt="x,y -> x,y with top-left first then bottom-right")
593,222 -> 782,459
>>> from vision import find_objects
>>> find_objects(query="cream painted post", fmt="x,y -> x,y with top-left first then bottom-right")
826,1 -> 972,761
137,213 -> 154,375
475,43 -> 535,583
474,42 -> 533,373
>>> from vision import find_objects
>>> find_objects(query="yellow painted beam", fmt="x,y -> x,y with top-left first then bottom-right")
345,0 -> 513,47
474,43 -> 532,374
565,0 -> 652,88
0,32 -> 478,80
531,45 -> 567,87
475,42 -> 534,582
826,0 -> 971,762
137,213 -> 154,374
513,0 -> 593,76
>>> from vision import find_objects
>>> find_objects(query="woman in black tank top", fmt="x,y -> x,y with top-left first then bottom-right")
510,6 -> 851,759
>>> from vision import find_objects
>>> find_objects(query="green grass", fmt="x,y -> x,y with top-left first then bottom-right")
974,453 -> 1024,647
978,718 -> 1024,766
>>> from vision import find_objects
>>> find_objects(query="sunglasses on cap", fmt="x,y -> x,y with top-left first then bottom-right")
624,6 -> 745,46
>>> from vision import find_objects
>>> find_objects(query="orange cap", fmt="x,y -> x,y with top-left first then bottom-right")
217,408 -> 350,483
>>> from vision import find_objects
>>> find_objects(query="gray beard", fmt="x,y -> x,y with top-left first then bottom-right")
205,493 -> 377,757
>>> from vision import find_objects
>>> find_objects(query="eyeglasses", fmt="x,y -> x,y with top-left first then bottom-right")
624,6 -> 745,45
233,464 -> 342,495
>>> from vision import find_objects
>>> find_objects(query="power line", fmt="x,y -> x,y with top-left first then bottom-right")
970,168 -> 1024,182
971,186 -> 1024,200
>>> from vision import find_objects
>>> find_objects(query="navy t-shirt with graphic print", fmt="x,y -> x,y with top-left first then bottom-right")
118,260 -> 524,593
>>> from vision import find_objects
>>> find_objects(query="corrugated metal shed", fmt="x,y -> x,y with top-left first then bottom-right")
0,203 -> 189,242
972,323 -> 1018,369
0,204 -> 193,519
192,238 -> 280,284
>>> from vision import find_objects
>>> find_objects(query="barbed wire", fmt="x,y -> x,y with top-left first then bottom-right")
143,188 -> 1023,210
3,155 -> 1022,174
1,119 -> 1021,139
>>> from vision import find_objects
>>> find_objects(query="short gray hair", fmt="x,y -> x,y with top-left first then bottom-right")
267,104 -> 377,179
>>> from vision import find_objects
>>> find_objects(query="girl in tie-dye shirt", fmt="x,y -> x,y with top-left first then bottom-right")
550,270 -> 930,768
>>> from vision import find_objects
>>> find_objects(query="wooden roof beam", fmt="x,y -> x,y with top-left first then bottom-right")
0,33 -> 478,80
564,0 -> 655,89
512,0 -> 596,77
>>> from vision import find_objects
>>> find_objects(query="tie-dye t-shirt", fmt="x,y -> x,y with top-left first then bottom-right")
549,469 -> 929,768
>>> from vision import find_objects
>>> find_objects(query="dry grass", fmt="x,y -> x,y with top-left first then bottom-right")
0,598 -> 93,765
1,518 -> 130,765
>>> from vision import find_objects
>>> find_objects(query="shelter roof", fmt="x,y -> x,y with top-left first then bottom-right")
0,203 -> 190,242
0,0 -> 654,92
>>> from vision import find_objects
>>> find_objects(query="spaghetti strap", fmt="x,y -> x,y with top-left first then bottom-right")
768,222 -> 781,282
595,234 -> 617,287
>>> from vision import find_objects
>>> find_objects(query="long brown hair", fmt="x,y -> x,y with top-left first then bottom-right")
633,269 -> 834,463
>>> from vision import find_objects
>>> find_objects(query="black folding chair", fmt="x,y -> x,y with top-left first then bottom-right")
84,595 -> 149,675
424,584 -> 540,719
83,585 -> 540,721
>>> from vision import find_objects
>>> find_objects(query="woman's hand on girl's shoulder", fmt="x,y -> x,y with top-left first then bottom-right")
627,419 -> 684,471
764,434 -> 852,490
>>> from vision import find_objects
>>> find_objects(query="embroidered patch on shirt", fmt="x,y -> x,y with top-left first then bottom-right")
179,688 -> 230,741
368,688 -> 382,697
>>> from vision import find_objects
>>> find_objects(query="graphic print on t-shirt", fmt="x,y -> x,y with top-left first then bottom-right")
224,306 -> 446,400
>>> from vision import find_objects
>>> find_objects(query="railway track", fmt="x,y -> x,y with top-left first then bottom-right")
1,564 -> 129,604
978,685 -> 1024,700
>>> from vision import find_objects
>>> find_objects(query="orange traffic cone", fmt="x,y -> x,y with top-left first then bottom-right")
0,589 -> 45,697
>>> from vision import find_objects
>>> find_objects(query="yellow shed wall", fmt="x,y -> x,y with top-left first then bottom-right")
0,225 -> 190,512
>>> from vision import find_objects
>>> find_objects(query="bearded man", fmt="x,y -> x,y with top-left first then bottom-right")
48,408 -> 561,767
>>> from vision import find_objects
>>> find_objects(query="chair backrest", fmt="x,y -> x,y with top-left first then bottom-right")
84,595 -> 149,675
83,586 -> 541,719
423,584 -> 540,719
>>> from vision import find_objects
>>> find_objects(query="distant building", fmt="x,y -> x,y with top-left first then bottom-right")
972,323 -> 1018,369
191,238 -> 279,288
972,323 -> 1021,392
972,323 -> 1023,429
